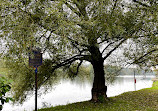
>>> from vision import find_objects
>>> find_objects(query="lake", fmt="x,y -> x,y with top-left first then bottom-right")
2,75 -> 155,111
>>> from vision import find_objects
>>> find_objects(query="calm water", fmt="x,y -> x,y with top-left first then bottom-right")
2,75 -> 155,111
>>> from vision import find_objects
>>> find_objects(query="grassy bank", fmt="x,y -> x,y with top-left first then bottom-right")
38,81 -> 158,111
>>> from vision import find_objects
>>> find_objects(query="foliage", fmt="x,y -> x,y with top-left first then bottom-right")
0,67 -> 8,76
0,77 -> 12,110
0,60 -> 8,76
5,58 -> 63,103
0,0 -> 157,103
39,81 -> 158,111
5,57 -> 121,103
123,0 -> 158,68
104,65 -> 121,84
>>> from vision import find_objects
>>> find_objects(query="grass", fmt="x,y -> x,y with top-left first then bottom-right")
38,81 -> 158,111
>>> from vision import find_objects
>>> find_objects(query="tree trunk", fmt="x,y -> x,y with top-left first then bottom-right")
91,59 -> 107,102
88,42 -> 107,102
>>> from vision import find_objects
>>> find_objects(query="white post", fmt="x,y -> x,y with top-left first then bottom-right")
134,70 -> 136,91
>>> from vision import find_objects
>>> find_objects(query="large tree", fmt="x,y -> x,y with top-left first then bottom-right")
0,0 -> 157,102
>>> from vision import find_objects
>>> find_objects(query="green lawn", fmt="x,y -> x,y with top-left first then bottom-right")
38,81 -> 158,111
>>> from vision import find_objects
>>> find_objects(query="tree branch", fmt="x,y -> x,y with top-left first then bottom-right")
103,39 -> 126,60
38,54 -> 91,86
73,60 -> 83,76
67,37 -> 89,48
65,2 -> 82,17
102,42 -> 115,54
131,49 -> 157,64
133,0 -> 150,7
98,39 -> 107,44
51,54 -> 91,70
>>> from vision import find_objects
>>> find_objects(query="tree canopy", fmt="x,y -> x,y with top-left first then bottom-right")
0,0 -> 157,102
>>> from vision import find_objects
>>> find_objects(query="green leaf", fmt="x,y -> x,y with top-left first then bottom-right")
5,98 -> 10,103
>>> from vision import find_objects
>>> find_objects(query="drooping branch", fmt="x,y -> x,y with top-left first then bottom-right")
103,39 -> 126,60
57,55 -> 85,66
38,54 -> 91,86
131,49 -> 158,64
75,60 -> 83,75
134,58 -> 148,65
50,55 -> 83,71
70,60 -> 83,76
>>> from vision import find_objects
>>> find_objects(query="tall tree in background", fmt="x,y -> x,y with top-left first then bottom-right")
0,0 -> 157,102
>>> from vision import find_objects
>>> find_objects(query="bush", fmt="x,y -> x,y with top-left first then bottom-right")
0,77 -> 12,110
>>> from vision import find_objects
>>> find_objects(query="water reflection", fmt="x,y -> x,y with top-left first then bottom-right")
2,75 -> 155,111
107,75 -> 154,97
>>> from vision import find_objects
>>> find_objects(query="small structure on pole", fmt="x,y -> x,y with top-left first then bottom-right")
29,48 -> 42,111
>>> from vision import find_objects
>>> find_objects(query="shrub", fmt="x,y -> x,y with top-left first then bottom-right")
0,77 -> 12,110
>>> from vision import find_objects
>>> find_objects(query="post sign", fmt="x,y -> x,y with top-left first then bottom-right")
28,49 -> 42,111
29,50 -> 42,67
